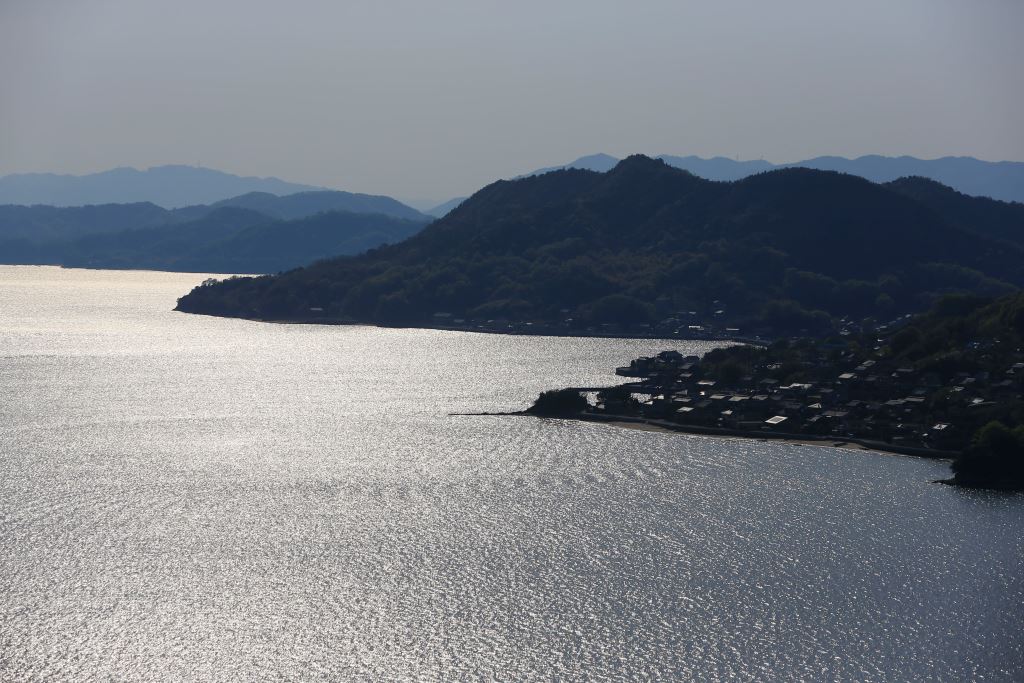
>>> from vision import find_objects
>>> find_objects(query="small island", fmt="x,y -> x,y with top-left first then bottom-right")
526,293 -> 1024,491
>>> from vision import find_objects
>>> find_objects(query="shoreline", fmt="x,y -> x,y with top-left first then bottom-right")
566,412 -> 959,460
176,309 -> 765,344
533,412 -> 1022,491
459,410 -> 957,461
580,414 -> 950,458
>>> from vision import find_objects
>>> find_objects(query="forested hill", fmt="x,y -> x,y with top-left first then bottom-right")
0,189 -> 428,244
211,190 -> 427,221
883,176 -> 1024,247
0,202 -> 175,243
175,155 -> 1024,336
40,210 -> 429,274
0,190 -> 431,273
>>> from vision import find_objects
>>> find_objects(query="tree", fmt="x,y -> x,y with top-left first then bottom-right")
576,294 -> 654,327
951,421 -> 1024,488
526,389 -> 588,417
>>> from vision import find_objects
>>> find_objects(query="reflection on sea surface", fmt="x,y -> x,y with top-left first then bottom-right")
1,266 -> 1021,681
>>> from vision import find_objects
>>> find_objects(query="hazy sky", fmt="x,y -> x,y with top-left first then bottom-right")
2,0 -> 1022,200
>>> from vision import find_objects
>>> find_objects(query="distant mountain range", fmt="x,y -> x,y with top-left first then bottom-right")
0,165 -> 327,208
425,196 -> 468,217
175,155 -> 1024,336
56,209 -> 428,273
417,152 -> 1024,218
209,191 -> 425,222
521,153 -> 1024,204
0,190 -> 431,273
7,155 -> 1020,217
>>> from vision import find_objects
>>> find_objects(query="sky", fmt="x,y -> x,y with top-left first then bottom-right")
1,0 -> 1022,202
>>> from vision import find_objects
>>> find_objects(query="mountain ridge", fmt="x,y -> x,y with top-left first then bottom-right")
175,155 -> 1024,336
60,209 -> 429,273
0,189 -> 428,244
212,190 -> 426,221
517,152 -> 1024,204
0,165 -> 327,208
0,190 -> 432,273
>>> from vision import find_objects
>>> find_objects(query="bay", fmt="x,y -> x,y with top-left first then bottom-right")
1,266 -> 1021,681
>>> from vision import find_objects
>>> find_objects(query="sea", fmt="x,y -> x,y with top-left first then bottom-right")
1,265 -> 1021,681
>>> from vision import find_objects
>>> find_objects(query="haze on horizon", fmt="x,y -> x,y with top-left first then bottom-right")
1,0 -> 1021,202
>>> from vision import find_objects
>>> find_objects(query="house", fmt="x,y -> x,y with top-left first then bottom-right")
929,422 -> 961,449
822,410 -> 851,431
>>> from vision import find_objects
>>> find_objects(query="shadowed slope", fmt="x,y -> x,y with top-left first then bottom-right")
176,156 -> 1024,335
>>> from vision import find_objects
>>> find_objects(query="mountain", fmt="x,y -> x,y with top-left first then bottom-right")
0,190 -> 426,248
883,176 -> 1024,247
422,154 -> 621,221
169,211 -> 427,273
59,207 -> 272,270
0,202 -> 178,243
527,154 -> 1024,203
175,155 -> 1024,336
655,155 -> 774,181
794,156 -> 1024,203
425,197 -> 468,217
0,189 -> 431,273
212,190 -> 428,221
525,153 -> 621,177
0,165 -> 325,208
60,209 -> 429,273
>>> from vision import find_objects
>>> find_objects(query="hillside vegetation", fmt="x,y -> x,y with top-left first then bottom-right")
176,156 -> 1024,336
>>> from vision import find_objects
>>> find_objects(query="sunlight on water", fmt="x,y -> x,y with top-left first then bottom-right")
1,266 -> 1022,681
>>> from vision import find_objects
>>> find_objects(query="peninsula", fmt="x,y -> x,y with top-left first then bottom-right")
526,293 -> 1024,491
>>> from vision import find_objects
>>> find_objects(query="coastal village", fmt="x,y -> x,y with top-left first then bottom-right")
523,293 -> 1024,489
574,340 -> 1024,457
